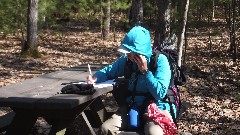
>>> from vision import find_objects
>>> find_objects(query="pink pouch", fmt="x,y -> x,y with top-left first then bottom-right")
147,102 -> 178,135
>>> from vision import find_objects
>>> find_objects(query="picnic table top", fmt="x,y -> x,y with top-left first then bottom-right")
0,64 -> 112,110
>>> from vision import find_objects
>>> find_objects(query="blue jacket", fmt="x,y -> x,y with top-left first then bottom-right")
94,26 -> 175,115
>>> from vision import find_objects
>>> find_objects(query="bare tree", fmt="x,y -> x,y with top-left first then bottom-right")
178,0 -> 189,66
212,0 -> 215,19
21,0 -> 40,58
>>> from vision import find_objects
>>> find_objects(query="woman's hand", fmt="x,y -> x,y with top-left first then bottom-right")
135,55 -> 148,72
87,75 -> 97,84
127,53 -> 148,72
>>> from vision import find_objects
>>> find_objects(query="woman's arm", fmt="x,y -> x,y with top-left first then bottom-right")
143,54 -> 172,100
93,55 -> 127,83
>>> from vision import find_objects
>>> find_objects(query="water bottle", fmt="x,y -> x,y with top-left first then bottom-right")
128,104 -> 140,129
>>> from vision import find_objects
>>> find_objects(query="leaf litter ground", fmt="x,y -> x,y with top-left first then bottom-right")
0,22 -> 239,135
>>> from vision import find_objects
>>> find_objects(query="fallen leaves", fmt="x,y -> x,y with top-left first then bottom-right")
0,22 -> 239,134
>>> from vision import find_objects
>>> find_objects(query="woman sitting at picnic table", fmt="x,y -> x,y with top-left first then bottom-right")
87,26 -> 177,135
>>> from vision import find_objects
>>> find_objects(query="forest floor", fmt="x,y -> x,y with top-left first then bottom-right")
0,20 -> 239,135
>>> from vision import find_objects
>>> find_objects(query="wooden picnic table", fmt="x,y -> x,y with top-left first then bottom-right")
0,64 -> 113,135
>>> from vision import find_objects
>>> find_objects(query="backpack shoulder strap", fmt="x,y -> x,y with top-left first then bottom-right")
149,51 -> 161,74
150,50 -> 173,77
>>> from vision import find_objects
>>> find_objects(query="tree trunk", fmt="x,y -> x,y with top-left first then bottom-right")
223,4 -> 229,25
130,0 -> 143,27
102,0 -> 111,40
208,15 -> 213,51
112,0 -> 117,41
183,26 -> 188,66
154,0 -> 171,48
228,3 -> 233,52
197,3 -> 202,25
177,0 -> 189,67
231,0 -> 237,62
239,0 -> 240,16
212,0 -> 215,19
21,0 -> 39,58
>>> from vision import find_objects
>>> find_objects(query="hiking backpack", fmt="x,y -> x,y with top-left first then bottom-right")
124,34 -> 186,126
151,34 -> 186,125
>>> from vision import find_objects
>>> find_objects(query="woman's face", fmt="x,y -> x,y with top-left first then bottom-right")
127,53 -> 148,72
127,53 -> 140,63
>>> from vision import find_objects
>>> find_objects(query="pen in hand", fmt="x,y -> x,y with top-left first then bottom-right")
87,64 -> 97,84
88,64 -> 92,75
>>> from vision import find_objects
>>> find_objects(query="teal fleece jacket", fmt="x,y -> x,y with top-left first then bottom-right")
94,26 -> 175,116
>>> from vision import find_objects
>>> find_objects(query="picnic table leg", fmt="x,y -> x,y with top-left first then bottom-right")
81,112 -> 96,135
86,96 -> 108,128
5,109 -> 37,135
45,99 -> 96,135
47,114 -> 97,135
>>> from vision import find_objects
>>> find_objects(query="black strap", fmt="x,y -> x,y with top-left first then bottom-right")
129,92 -> 153,98
130,71 -> 140,104
175,66 -> 186,86
124,59 -> 133,79
168,101 -> 178,127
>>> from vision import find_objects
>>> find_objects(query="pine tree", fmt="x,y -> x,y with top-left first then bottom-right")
154,0 -> 171,47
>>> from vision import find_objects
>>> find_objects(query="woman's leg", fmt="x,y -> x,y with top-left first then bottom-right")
144,120 -> 164,135
100,106 -> 128,135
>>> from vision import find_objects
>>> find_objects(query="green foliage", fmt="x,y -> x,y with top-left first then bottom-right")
189,0 -> 232,19
218,0 -> 231,4
111,0 -> 130,11
190,0 -> 213,16
38,0 -> 57,27
144,0 -> 156,18
0,0 -> 133,36
0,0 -> 27,37
236,93 -> 240,101
78,0 -> 102,19
4,0 -> 234,39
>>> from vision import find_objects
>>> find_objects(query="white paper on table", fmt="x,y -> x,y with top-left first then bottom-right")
75,79 -> 115,88
93,79 -> 115,88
